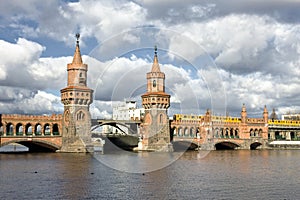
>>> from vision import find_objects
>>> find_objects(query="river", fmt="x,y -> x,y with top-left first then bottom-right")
0,150 -> 299,199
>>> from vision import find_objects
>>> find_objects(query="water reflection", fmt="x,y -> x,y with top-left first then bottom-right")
93,150 -> 185,173
1,150 -> 300,199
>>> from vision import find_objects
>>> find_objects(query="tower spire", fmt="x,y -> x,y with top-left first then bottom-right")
151,45 -> 161,72
72,33 -> 83,64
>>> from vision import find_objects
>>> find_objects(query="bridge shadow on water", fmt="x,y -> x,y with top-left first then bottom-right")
98,134 -> 139,152
215,142 -> 239,150
171,141 -> 198,152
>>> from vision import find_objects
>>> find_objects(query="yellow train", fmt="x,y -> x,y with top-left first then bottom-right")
211,116 -> 241,123
268,119 -> 300,126
173,114 -> 203,121
173,114 -> 241,123
173,114 -> 300,126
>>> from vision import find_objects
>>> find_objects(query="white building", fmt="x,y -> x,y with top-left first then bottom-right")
113,101 -> 144,121
101,101 -> 144,135
281,113 -> 300,121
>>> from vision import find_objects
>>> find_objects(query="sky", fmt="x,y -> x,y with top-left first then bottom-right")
1,0 -> 300,119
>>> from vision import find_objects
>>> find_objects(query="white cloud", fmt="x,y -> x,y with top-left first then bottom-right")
1,0 -> 300,118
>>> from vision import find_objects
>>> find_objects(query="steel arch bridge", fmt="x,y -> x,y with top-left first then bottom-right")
91,121 -> 138,135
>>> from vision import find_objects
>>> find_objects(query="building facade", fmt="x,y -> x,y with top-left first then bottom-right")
112,101 -> 144,121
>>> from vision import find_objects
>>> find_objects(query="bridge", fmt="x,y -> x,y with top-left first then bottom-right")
1,111 -> 300,152
172,135 -> 268,150
91,119 -> 141,151
94,119 -> 141,135
0,114 -> 63,152
0,116 -> 141,152
170,109 -> 300,150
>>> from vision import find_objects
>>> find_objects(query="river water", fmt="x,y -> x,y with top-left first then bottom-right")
0,150 -> 299,199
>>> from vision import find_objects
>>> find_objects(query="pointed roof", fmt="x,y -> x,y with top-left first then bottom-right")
72,33 -> 83,64
242,103 -> 247,112
263,105 -> 268,113
151,46 -> 161,72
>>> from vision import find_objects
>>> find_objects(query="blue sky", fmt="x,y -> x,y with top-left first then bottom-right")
1,0 -> 300,118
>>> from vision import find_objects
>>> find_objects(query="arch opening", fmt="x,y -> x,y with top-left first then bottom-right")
6,123 -> 13,136
25,123 -> 33,135
250,142 -> 262,150
172,141 -> 198,151
1,140 -> 59,152
53,124 -> 59,135
44,124 -> 50,135
35,124 -> 42,135
16,123 -> 23,136
91,123 -> 139,151
215,142 -> 240,150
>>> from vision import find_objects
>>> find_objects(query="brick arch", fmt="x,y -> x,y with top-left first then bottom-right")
172,126 -> 178,136
178,127 -> 183,136
234,128 -> 239,138
215,141 -> 241,150
5,123 -> 13,135
250,142 -> 262,150
0,139 -> 60,152
250,128 -> 254,137
0,114 -> 62,136
184,127 -> 189,136
52,123 -> 60,135
190,127 -> 195,137
44,123 -> 51,135
16,123 -> 23,136
25,123 -> 33,135
35,123 -> 42,135
258,128 -> 263,137
213,128 -> 219,138
172,140 -> 199,151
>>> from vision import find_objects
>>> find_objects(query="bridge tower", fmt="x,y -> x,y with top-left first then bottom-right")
60,34 -> 94,152
140,46 -> 173,152
263,105 -> 268,123
241,103 -> 247,124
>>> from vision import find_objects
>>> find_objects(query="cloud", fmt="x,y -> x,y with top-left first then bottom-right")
0,38 -> 71,91
0,88 -> 62,115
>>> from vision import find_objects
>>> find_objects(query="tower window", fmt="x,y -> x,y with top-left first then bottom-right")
153,80 -> 156,87
159,114 -> 164,124
77,111 -> 85,120
79,72 -> 85,84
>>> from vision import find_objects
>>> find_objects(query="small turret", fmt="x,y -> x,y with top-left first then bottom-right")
270,108 -> 278,121
263,105 -> 268,123
241,103 -> 247,124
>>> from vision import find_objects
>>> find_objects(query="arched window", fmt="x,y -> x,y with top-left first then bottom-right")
77,111 -> 85,120
159,113 -> 163,123
153,80 -> 156,87
6,123 -> 14,135
25,123 -> 33,135
44,124 -> 51,135
53,124 -> 59,135
79,72 -> 85,84
16,123 -> 23,136
35,124 -> 42,135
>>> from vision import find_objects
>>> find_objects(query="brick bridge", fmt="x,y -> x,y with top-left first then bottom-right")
171,106 -> 300,150
0,114 -> 63,152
